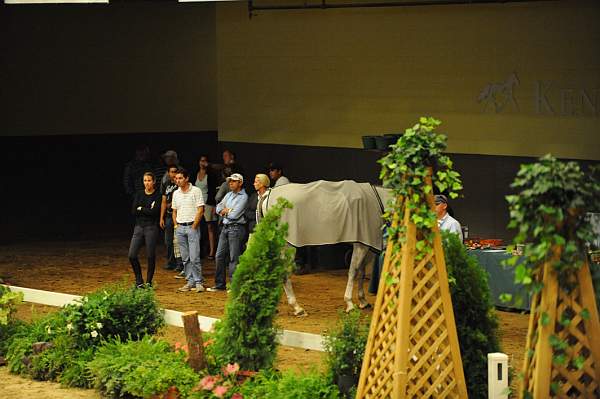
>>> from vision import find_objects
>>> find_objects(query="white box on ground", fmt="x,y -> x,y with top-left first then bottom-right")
488,352 -> 509,399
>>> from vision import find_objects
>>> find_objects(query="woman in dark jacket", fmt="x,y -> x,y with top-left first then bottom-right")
128,171 -> 161,288
194,155 -> 219,259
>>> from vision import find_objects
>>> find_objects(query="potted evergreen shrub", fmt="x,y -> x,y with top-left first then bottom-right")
323,310 -> 369,398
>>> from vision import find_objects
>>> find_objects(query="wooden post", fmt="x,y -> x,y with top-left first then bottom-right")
181,311 -> 206,372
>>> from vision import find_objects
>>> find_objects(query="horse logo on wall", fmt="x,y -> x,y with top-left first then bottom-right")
478,72 -> 520,113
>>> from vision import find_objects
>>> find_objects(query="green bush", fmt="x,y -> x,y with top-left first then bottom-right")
442,231 -> 501,399
88,336 -> 199,399
6,283 -> 165,388
212,198 -> 295,371
63,283 -> 164,346
0,285 -> 25,357
239,369 -> 340,399
323,310 -> 369,387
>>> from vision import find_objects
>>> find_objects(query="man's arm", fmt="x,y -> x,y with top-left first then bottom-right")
160,195 -> 167,229
172,208 -> 178,228
192,206 -> 205,230
225,194 -> 248,221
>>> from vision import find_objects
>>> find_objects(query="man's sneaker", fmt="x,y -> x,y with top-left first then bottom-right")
177,283 -> 194,292
195,283 -> 205,293
174,271 -> 186,279
206,286 -> 226,292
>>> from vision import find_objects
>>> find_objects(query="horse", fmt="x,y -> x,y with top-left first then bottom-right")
259,180 -> 392,313
478,72 -> 520,113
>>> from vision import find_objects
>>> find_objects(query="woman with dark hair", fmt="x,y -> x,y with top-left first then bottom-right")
128,171 -> 162,288
194,155 -> 219,259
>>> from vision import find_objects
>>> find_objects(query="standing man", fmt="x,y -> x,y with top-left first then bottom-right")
172,168 -> 206,293
268,162 -> 290,187
434,194 -> 463,242
208,173 -> 248,292
160,150 -> 180,187
123,145 -> 153,197
160,165 -> 182,271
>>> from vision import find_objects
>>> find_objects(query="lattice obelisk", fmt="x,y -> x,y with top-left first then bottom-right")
356,177 -> 467,398
520,255 -> 600,398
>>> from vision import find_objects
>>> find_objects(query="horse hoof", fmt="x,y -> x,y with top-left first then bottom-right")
345,303 -> 355,313
294,308 -> 308,317
359,303 -> 372,310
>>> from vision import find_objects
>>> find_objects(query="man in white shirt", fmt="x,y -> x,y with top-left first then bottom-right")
172,168 -> 205,293
268,162 -> 290,187
435,194 -> 463,242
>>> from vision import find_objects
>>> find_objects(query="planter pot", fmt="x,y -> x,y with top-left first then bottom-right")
336,374 -> 358,398
384,133 -> 402,144
374,135 -> 396,151
361,135 -> 377,150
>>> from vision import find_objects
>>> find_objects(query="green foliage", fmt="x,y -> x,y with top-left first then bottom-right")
63,282 -> 164,346
239,369 -> 340,399
5,284 -> 165,388
323,310 -> 369,384
442,231 -> 501,399
505,155 -> 600,291
379,117 -> 462,270
212,198 -> 295,371
0,285 -> 23,326
88,336 -> 199,399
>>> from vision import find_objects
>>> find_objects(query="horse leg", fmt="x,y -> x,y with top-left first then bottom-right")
344,243 -> 369,313
357,249 -> 375,310
283,277 -> 307,317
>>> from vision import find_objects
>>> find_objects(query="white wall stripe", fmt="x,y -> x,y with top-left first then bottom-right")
2,284 -> 325,352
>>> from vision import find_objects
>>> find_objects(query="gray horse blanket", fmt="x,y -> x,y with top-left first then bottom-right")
263,180 -> 386,251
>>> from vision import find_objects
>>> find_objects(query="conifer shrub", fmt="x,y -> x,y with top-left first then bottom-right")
442,231 -> 501,399
211,198 -> 295,371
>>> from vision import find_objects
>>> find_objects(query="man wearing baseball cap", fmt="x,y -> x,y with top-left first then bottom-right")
208,173 -> 248,292
434,194 -> 463,242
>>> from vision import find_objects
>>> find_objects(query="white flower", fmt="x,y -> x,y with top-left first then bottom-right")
96,322 -> 103,329
91,330 -> 98,338
46,326 -> 52,334
66,323 -> 73,331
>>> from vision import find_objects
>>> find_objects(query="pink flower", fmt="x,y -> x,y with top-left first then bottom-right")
213,385 -> 229,398
223,362 -> 240,376
200,376 -> 217,391
231,393 -> 243,399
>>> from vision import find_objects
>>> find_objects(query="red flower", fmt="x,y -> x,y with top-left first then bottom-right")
212,385 -> 229,398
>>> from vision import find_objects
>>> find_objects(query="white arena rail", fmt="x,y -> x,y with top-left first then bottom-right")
2,284 -> 325,352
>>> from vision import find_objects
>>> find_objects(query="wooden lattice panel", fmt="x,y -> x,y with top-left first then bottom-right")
520,260 -> 600,399
357,188 -> 467,399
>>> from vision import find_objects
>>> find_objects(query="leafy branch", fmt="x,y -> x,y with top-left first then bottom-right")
379,117 -> 462,270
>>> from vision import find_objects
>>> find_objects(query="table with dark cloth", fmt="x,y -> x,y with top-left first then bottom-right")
368,248 -> 530,311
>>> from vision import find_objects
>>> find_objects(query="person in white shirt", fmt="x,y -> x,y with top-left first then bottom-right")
268,162 -> 290,187
434,194 -> 463,242
172,168 -> 206,293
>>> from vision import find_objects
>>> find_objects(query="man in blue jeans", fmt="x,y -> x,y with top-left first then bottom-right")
208,173 -> 248,292
172,168 -> 206,293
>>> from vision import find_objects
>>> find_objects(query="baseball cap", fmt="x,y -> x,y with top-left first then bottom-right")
434,194 -> 448,205
226,173 -> 244,183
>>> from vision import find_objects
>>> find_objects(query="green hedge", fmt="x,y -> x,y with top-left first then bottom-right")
442,231 -> 501,399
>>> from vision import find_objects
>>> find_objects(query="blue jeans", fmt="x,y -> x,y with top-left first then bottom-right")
175,224 -> 203,285
214,224 -> 245,288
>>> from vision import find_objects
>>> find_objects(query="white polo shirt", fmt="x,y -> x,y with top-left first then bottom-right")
172,184 -> 205,223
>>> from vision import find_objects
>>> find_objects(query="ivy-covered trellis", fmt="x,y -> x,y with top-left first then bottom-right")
356,117 -> 467,398
505,155 -> 600,398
